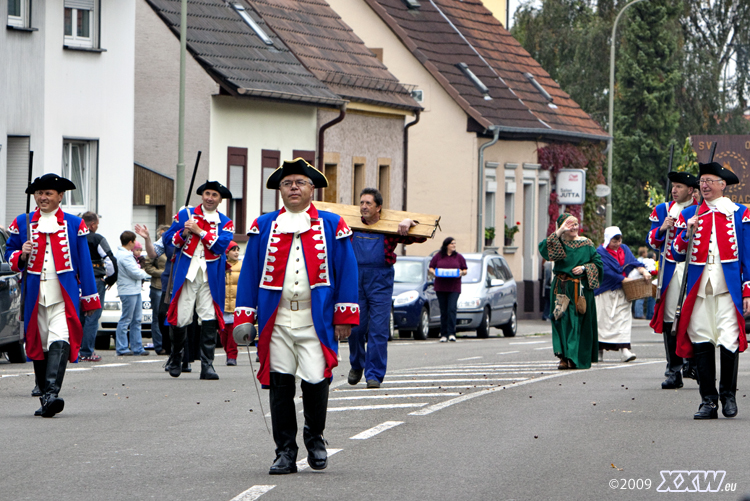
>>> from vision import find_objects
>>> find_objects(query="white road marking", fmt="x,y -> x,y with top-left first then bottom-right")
374,378 -> 529,383
509,341 -> 548,345
328,403 -> 428,412
350,421 -> 403,440
330,393 -> 460,401
409,372 -> 573,416
134,359 -> 165,363
496,351 -> 520,355
0,374 -> 19,378
296,448 -> 342,471
94,363 -> 129,368
457,356 -> 483,361
67,368 -> 93,372
534,346 -> 553,350
389,372 -> 545,377
229,485 -> 275,501
332,384 -> 502,392
604,360 -> 662,370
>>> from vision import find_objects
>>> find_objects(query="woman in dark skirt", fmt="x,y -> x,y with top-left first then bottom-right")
428,237 -> 468,342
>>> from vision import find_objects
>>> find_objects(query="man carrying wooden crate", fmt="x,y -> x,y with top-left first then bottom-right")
348,188 -> 426,388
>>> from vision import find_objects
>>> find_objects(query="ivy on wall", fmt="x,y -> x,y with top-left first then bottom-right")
539,143 -> 607,245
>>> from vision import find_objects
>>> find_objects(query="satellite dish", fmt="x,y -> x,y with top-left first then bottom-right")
595,184 -> 611,197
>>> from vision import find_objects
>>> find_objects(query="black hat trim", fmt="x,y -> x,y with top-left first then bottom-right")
266,158 -> 328,189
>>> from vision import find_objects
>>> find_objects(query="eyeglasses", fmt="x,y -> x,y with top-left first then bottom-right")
699,178 -> 722,185
280,180 -> 312,188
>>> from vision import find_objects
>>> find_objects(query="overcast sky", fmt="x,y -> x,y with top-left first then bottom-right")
506,0 -> 541,29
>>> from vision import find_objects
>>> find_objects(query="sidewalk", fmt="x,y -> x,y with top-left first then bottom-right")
514,319 -> 552,337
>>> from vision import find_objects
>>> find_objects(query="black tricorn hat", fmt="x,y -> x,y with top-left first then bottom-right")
266,158 -> 328,189
25,173 -> 76,195
196,180 -> 232,199
667,171 -> 699,189
699,162 -> 739,186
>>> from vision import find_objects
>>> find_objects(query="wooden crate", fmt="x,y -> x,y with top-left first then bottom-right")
313,201 -> 440,238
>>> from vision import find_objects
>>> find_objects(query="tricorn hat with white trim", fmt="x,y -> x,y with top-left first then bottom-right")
266,158 -> 328,189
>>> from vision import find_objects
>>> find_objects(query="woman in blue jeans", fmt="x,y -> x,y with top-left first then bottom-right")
429,237 -> 468,342
114,231 -> 151,356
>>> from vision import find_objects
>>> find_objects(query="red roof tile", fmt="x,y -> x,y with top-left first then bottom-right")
364,0 -> 608,142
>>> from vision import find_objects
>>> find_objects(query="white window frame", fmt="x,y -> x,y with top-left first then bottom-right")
7,0 -> 30,28
64,3 -> 98,49
62,139 -> 98,214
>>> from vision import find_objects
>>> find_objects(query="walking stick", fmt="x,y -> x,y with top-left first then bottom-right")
673,142 -> 717,330
164,151 -> 202,304
238,323 -> 271,434
655,144 -> 675,301
19,151 -> 34,321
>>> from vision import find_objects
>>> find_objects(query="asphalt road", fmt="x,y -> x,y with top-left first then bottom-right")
2,319 -> 749,501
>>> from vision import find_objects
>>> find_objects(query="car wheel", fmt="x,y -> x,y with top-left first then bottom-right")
501,306 -> 517,337
5,341 -> 27,363
476,307 -> 490,338
95,333 -> 113,351
414,307 -> 429,340
389,309 -> 395,341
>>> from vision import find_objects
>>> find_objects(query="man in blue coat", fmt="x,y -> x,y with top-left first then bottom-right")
234,159 -> 359,475
646,171 -> 699,389
161,181 -> 234,380
5,174 -> 101,417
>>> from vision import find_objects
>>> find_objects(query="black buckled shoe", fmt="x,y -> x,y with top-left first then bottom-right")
305,435 -> 328,470
200,363 -> 220,380
31,385 -> 42,397
720,394 -> 738,418
40,393 -> 65,418
269,450 -> 298,475
694,396 -> 719,420
661,371 -> 683,390
682,360 -> 698,381
348,368 -> 363,385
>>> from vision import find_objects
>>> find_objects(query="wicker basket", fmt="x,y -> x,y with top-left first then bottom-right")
622,277 -> 654,302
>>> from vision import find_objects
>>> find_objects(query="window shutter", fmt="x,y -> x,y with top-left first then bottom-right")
5,137 -> 30,226
64,0 -> 95,10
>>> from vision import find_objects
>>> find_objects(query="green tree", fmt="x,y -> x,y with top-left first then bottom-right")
612,0 -> 682,245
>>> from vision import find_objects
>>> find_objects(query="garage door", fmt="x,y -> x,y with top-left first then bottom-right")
132,205 -> 158,244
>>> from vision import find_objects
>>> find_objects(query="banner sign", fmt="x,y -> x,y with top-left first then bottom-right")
692,135 -> 750,204
556,169 -> 586,205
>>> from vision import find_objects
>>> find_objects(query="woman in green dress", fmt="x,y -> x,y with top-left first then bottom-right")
539,213 -> 603,369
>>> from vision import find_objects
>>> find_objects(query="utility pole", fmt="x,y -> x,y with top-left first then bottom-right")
176,0 -> 187,209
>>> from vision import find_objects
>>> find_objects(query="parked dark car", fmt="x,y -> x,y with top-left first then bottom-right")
455,252 -> 517,337
392,256 -> 440,339
0,228 -> 25,363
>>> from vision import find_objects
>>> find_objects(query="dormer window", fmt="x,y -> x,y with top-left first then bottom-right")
524,72 -> 553,102
231,3 -> 274,46
456,62 -> 492,101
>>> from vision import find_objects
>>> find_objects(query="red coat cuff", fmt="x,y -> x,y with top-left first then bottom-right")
234,307 -> 256,326
201,230 -> 218,250
743,282 -> 750,298
334,303 -> 360,325
9,250 -> 24,273
81,293 -> 101,312
172,231 -> 185,247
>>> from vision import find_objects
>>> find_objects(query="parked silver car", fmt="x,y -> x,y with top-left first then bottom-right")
455,252 -> 517,337
0,229 -> 24,362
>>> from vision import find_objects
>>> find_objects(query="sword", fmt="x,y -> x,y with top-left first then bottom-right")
236,323 -> 270,434
655,143 -> 675,301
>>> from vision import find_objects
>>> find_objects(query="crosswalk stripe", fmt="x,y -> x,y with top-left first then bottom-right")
350,421 -> 403,440
67,368 -> 93,372
376,378 -> 528,383
229,485 -> 275,501
330,393 -> 460,401
328,403 -> 428,412
496,351 -> 520,355
509,340 -> 548,345
296,448 -> 342,471
457,356 -> 483,360
390,372 -> 546,377
93,363 -> 129,368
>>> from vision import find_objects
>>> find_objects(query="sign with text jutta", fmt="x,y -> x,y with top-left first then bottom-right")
692,135 -> 750,203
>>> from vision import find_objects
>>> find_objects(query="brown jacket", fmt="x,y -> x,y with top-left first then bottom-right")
143,254 -> 167,290
225,259 -> 242,314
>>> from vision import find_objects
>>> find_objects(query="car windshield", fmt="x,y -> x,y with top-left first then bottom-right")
462,259 -> 482,283
394,260 -> 424,283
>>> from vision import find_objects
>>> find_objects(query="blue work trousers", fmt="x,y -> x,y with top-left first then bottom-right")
116,294 -> 145,355
348,266 -> 394,383
150,287 -> 163,351
80,278 -> 106,357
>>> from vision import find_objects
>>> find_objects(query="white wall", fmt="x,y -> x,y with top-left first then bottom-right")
210,96 -> 318,229
42,1 -> 136,247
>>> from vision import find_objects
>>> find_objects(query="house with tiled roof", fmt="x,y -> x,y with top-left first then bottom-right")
327,0 -> 609,319
135,0 -> 419,241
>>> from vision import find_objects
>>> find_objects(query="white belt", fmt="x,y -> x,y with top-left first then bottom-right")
279,298 -> 311,311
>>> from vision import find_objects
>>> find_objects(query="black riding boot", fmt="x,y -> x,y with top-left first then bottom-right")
693,342 -> 718,420
269,372 -> 298,474
719,346 -> 739,418
199,320 -> 219,380
661,322 -> 683,389
167,326 -> 187,378
40,341 -> 70,418
32,356 -> 48,416
301,378 -> 330,470
683,357 -> 698,381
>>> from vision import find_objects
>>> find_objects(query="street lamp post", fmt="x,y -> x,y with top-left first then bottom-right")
176,0 -> 187,210
606,0 -> 647,226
